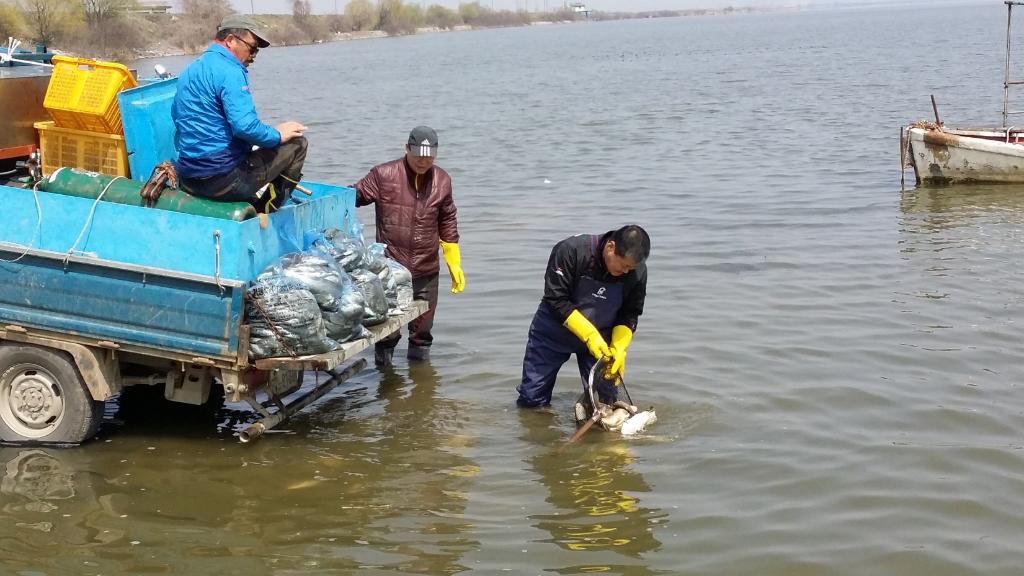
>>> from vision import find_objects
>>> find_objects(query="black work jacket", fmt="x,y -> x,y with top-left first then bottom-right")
541,231 -> 647,332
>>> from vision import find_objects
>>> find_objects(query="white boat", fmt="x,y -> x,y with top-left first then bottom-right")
903,1 -> 1024,184
904,124 -> 1024,184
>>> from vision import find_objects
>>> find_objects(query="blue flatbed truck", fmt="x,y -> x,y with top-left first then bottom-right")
0,68 -> 424,445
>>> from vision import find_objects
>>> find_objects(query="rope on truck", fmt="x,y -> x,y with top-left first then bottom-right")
62,176 -> 124,268
244,291 -> 300,358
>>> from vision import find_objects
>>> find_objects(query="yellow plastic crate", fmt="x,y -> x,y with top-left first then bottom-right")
44,55 -> 137,134
35,121 -> 128,177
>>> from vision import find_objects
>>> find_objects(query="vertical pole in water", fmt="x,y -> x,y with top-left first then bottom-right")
1005,2 -> 1014,128
900,126 -> 906,190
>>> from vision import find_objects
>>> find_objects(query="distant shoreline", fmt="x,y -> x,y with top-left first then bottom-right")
132,7 -> 782,61
135,21 -> 553,60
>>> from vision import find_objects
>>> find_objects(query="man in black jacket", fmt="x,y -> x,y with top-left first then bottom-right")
516,225 -> 650,408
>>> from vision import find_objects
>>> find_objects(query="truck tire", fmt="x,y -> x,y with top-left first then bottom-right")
0,345 -> 104,445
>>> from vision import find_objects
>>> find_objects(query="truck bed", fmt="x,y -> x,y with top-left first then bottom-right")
0,181 -> 356,362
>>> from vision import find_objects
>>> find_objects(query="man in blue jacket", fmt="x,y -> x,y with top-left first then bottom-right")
172,15 -> 308,213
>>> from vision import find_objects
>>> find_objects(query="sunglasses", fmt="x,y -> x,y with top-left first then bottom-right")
232,34 -> 259,56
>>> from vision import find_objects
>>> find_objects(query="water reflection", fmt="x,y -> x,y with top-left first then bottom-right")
898,185 -> 1024,277
899,185 -> 1024,232
2,448 -> 76,503
302,362 -> 480,574
0,363 -> 482,574
895,184 -> 1023,364
0,447 -> 126,573
519,411 -> 666,575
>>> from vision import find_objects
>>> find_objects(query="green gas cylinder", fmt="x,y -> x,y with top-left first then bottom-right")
39,168 -> 257,221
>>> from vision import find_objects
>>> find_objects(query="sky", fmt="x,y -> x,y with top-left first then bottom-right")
221,0 -> 986,15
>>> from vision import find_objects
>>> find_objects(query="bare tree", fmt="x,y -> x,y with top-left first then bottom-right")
174,0 -> 232,52
292,0 -> 311,24
377,0 -> 420,34
0,3 -> 27,41
81,0 -> 133,31
78,0 -> 140,54
376,0 -> 391,31
326,12 -> 349,33
425,5 -> 460,29
344,0 -> 375,31
180,0 -> 232,24
17,0 -> 72,46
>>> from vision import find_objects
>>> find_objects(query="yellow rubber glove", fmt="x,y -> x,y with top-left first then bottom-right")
605,325 -> 633,381
440,241 -> 465,294
564,310 -> 611,361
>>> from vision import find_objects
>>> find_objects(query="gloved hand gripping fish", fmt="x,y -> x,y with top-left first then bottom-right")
572,359 -> 657,438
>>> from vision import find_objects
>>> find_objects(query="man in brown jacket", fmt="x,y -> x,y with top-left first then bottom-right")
354,126 -> 465,367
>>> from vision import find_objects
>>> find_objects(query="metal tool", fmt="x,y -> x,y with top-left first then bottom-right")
566,358 -> 608,444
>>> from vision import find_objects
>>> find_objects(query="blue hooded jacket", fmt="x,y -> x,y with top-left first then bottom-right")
171,43 -> 280,179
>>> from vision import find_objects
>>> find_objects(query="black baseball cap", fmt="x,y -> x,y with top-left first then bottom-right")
218,15 -> 270,48
407,126 -> 438,157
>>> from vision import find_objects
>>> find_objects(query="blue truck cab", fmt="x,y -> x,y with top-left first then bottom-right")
0,73 -> 423,445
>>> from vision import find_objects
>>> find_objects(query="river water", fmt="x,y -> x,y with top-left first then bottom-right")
3,4 -> 1024,575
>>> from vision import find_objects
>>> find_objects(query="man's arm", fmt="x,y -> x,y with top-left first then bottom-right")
353,167 -> 380,207
219,68 -> 281,149
614,264 -> 647,332
540,238 -> 580,323
436,181 -> 464,293
438,187 -> 459,243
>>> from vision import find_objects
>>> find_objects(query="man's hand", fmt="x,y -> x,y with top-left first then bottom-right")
440,241 -> 465,294
605,348 -> 627,383
276,121 -> 307,143
604,326 -> 633,381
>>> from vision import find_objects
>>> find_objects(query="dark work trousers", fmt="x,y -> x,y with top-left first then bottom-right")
516,304 -> 619,408
179,136 -> 308,213
377,273 -> 440,352
517,272 -> 625,408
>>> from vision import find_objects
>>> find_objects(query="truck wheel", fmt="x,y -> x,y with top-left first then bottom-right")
0,345 -> 104,445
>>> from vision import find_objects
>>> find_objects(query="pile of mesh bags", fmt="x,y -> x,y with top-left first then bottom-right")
245,225 -> 415,359
366,243 -> 414,314
314,226 -> 413,322
245,275 -> 338,359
